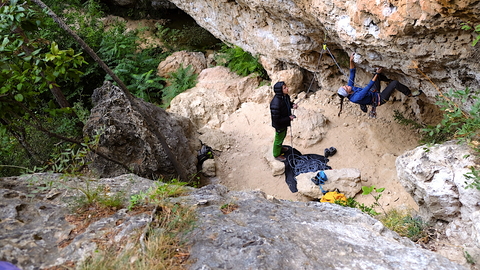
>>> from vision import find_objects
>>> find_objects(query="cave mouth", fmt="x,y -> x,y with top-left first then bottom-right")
105,3 -> 222,51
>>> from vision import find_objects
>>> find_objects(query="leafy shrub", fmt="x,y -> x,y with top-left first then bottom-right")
421,88 -> 480,151
465,167 -> 480,190
335,185 -> 385,216
161,64 -> 198,108
98,22 -> 167,103
0,113 -> 84,177
379,209 -> 430,242
215,44 -> 268,79
128,179 -> 188,210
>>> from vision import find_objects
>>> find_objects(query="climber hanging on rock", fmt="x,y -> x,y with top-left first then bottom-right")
270,81 -> 298,162
337,53 -> 423,118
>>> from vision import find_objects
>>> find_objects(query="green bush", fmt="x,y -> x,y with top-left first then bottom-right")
379,209 -> 429,242
161,64 -> 198,108
421,88 -> 480,151
215,44 -> 268,79
335,185 -> 385,216
0,113 -> 84,177
465,167 -> 480,190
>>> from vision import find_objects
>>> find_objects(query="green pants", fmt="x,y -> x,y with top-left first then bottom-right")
273,129 -> 287,157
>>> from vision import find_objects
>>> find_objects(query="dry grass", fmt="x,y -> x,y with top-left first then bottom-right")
76,184 -> 197,270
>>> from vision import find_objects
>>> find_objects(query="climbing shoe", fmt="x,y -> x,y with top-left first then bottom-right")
275,155 -> 286,162
324,147 -> 337,158
324,148 -> 331,158
360,104 -> 368,113
411,90 -> 423,97
281,146 -> 289,153
328,147 -> 337,156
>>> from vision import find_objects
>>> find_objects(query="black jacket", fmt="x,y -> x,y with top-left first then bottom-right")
270,82 -> 294,132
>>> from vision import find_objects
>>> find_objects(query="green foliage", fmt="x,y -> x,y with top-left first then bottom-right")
393,110 -> 424,129
465,166 -> 480,190
72,182 -> 125,210
46,144 -> 90,174
379,209 -> 429,242
340,197 -> 379,216
161,64 -> 198,108
0,113 -> 84,177
155,24 -> 180,51
464,250 -> 476,265
0,0 -> 90,176
336,185 -> 385,216
72,101 -> 92,125
461,22 -> 480,46
40,126 -> 103,174
0,0 -> 87,120
97,22 -> 167,103
128,179 -> 188,210
361,185 -> 386,216
215,44 -> 268,78
421,88 -> 480,151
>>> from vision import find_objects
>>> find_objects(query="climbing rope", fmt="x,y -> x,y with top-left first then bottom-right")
287,154 -> 331,176
297,40 -> 362,112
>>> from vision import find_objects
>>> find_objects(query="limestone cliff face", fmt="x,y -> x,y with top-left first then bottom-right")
168,0 -> 479,102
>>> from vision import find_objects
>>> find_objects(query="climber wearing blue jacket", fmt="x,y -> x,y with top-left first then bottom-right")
337,53 -> 422,117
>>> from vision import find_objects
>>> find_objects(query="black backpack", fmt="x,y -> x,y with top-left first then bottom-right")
197,145 -> 213,168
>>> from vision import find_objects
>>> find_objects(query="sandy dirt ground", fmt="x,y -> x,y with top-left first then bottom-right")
204,89 -> 436,213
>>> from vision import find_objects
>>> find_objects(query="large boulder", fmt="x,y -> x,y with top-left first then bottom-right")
167,66 -> 262,129
396,140 -> 480,264
83,81 -> 200,180
396,140 -> 479,222
186,184 -> 467,270
157,51 -> 207,79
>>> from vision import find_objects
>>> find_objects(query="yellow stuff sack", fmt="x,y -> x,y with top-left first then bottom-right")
320,191 -> 347,203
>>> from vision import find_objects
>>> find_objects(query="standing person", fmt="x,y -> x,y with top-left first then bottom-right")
337,53 -> 422,118
270,81 -> 297,162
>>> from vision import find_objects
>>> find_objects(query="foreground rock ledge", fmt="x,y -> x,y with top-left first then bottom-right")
0,174 -> 468,269
186,186 -> 465,269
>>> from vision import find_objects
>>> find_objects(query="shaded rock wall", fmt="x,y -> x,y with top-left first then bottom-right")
167,0 -> 479,106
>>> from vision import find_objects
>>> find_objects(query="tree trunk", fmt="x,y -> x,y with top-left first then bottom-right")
30,0 -> 189,181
